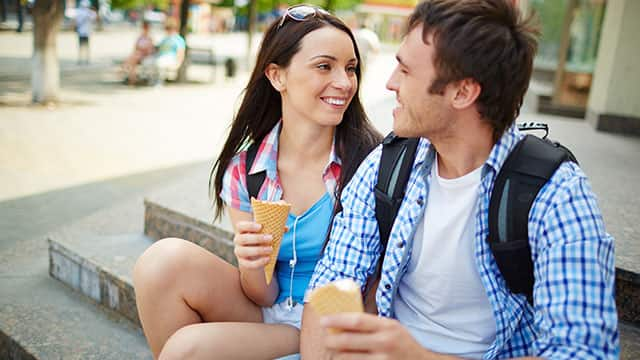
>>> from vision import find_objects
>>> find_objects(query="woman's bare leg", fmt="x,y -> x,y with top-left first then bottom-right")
159,322 -> 300,360
133,238 -> 263,358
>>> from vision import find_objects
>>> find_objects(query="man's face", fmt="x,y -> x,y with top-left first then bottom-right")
386,25 -> 454,139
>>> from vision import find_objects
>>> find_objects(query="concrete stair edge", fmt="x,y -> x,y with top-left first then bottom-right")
48,236 -> 142,327
0,330 -> 37,360
143,198 -> 237,266
46,199 -> 238,330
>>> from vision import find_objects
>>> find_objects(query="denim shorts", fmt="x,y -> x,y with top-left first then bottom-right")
262,301 -> 304,329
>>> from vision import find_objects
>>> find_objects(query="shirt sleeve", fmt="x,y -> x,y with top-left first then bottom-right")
307,146 -> 383,298
220,151 -> 252,213
530,162 -> 619,359
177,36 -> 186,50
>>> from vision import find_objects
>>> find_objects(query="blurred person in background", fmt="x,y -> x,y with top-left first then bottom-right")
122,20 -> 155,85
74,0 -> 96,65
143,17 -> 185,84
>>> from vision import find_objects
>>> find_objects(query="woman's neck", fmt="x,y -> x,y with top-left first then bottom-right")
278,119 -> 334,165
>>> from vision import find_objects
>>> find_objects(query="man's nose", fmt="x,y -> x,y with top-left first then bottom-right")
386,68 -> 399,91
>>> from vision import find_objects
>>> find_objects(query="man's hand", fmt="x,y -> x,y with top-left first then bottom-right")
320,312 -> 444,359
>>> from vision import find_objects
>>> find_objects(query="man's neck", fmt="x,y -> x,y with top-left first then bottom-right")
431,118 -> 495,180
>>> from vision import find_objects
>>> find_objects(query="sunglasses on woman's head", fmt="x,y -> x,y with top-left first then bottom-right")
277,5 -> 330,29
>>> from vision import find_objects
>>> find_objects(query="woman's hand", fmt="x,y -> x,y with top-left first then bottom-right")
233,221 -> 273,271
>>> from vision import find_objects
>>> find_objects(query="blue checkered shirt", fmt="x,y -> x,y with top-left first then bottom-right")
309,125 -> 619,359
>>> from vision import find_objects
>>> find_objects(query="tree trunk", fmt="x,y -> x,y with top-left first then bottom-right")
552,0 -> 578,105
177,0 -> 190,82
31,0 -> 64,104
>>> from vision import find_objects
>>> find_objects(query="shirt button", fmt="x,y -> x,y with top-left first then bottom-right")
397,241 -> 404,248
416,197 -> 424,206
384,284 -> 391,290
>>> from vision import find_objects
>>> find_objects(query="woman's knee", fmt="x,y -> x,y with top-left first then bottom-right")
158,325 -> 218,360
133,238 -> 194,291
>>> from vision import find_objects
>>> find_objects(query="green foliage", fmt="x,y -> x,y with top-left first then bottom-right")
110,0 -> 169,11
232,0 -> 360,16
530,0 -> 567,49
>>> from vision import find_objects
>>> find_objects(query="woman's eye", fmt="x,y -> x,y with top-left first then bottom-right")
317,64 -> 330,70
347,66 -> 357,73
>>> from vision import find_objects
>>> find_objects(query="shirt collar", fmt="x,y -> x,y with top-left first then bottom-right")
483,124 -> 524,177
413,124 -> 523,179
248,120 -> 342,178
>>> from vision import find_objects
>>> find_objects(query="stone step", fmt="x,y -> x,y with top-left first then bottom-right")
141,159 -> 235,264
48,233 -> 153,327
45,161 -> 237,330
1,162 -> 215,359
0,269 -> 152,360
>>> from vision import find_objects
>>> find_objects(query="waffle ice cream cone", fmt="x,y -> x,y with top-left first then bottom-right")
251,198 -> 291,285
308,279 -> 364,332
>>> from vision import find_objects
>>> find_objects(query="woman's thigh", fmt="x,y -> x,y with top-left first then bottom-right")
160,322 -> 300,360
134,237 -> 263,323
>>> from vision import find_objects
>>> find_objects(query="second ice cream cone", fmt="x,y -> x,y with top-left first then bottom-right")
251,198 -> 291,284
308,279 -> 364,333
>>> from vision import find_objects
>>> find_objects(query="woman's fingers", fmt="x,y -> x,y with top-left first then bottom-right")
234,233 -> 272,246
235,221 -> 262,234
234,244 -> 272,259
237,255 -> 271,270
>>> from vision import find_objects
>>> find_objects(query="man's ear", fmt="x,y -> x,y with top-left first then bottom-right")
450,78 -> 481,110
265,63 -> 286,92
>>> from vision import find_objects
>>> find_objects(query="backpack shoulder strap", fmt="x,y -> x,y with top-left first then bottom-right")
245,142 -> 266,200
488,134 -> 575,304
375,132 -> 420,249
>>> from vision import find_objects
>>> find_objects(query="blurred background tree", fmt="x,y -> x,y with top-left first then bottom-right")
110,0 -> 170,10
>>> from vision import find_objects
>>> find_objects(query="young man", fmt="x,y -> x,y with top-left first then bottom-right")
301,0 -> 619,359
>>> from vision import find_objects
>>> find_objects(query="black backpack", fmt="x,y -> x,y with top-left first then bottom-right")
375,122 -> 577,305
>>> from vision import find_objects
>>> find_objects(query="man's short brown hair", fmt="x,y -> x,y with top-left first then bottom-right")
407,0 -> 539,140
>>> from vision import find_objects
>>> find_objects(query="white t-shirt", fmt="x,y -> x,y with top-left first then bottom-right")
393,156 -> 496,359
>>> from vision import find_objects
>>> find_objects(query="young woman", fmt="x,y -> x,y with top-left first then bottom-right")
133,5 -> 381,359
122,20 -> 154,85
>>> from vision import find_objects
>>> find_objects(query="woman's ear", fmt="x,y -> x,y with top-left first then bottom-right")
265,63 -> 286,92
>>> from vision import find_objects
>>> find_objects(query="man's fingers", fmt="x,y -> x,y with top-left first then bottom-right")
320,312 -> 386,333
325,331 -> 382,353
331,352 -> 386,360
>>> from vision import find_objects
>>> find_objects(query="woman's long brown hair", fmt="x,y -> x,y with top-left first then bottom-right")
210,10 -> 382,221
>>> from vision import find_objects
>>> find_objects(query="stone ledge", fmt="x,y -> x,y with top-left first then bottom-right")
617,267 -> 640,326
144,199 -> 236,265
48,234 -> 151,327
0,330 -> 37,360
587,110 -> 640,137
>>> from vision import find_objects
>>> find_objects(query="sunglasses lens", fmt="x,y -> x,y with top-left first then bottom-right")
288,6 -> 318,21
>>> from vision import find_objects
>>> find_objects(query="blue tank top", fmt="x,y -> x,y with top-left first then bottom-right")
274,192 -> 333,304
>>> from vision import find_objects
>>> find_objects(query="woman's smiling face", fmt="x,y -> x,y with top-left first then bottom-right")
277,26 -> 359,127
